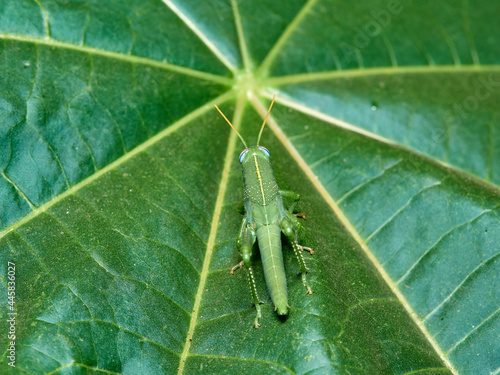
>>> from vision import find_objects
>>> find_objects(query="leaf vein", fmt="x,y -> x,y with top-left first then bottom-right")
396,209 -> 493,284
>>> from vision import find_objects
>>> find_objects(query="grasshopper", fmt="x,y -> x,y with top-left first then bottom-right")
214,96 -> 314,328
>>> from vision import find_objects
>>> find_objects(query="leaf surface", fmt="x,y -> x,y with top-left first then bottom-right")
1,1 -> 499,374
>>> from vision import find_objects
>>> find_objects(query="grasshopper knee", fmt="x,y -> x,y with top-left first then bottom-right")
243,255 -> 252,268
237,223 -> 256,268
280,218 -> 295,239
240,247 -> 253,268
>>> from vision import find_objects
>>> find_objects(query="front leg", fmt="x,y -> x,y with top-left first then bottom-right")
279,190 -> 300,213
230,218 -> 262,328
280,190 -> 307,219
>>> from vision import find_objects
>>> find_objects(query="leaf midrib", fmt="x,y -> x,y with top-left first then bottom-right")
5,34 -> 500,95
259,91 -> 500,194
7,29 -> 497,193
250,93 -> 459,375
176,92 -> 246,374
0,33 -> 233,86
0,91 -> 235,241
264,64 -> 500,85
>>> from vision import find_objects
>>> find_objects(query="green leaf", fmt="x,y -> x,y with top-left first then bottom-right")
1,1 -> 499,374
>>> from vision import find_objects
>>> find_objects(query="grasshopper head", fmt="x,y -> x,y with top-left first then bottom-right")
238,145 -> 270,164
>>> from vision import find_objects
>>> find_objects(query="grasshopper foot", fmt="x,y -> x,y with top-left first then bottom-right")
230,261 -> 244,275
299,245 -> 314,255
301,273 -> 313,294
253,303 -> 262,328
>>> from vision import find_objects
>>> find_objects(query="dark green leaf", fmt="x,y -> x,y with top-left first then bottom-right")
1,1 -> 499,374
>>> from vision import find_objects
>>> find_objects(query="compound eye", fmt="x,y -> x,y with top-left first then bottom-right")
257,146 -> 270,158
239,148 -> 249,163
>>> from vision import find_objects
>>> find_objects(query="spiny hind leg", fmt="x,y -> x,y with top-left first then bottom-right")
230,218 -> 262,328
280,216 -> 313,294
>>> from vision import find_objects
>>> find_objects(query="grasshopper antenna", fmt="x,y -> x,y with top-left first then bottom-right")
214,104 -> 248,148
256,94 -> 276,146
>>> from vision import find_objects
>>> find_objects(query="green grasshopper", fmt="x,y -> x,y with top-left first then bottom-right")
214,96 -> 314,328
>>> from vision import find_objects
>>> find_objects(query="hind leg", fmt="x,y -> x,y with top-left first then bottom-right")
230,218 -> 262,328
280,215 -> 313,295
